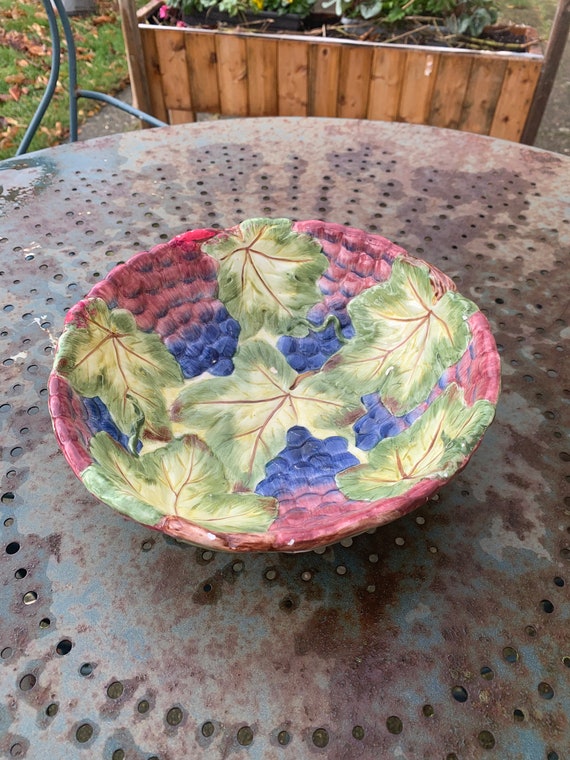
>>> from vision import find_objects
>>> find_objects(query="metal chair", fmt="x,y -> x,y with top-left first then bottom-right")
17,0 -> 167,156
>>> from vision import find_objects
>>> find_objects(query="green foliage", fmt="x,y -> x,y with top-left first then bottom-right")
318,0 -> 498,31
168,0 -> 315,18
170,0 -> 500,34
446,0 -> 498,36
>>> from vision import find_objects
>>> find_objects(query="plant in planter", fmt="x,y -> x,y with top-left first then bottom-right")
163,0 -> 315,30
118,0 -> 543,141
322,0 -> 499,37
161,0 -> 516,45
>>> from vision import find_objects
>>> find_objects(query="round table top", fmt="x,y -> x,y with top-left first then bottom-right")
1,118 -> 569,759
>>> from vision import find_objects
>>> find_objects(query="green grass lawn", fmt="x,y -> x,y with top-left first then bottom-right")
0,0 -> 558,161
0,0 -> 130,159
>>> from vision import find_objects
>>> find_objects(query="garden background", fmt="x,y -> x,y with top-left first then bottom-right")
0,0 -> 568,160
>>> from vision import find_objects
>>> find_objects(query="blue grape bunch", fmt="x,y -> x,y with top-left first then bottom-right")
163,304 -> 240,378
256,426 -> 359,501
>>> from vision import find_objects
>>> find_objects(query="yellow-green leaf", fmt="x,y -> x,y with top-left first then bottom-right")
83,433 -> 277,533
54,298 -> 183,442
323,257 -> 477,416
202,217 -> 328,339
173,340 -> 361,488
337,384 -> 495,501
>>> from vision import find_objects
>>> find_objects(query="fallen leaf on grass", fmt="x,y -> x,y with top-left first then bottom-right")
0,126 -> 21,151
5,73 -> 27,85
93,14 -> 115,25
31,23 -> 46,38
9,86 -> 22,101
1,8 -> 26,20
39,122 -> 66,142
0,29 -> 47,57
76,49 -> 95,61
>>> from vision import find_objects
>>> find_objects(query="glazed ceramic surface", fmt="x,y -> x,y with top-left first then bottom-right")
48,219 -> 500,552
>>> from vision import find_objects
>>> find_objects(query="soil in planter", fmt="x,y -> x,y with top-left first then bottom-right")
479,25 -> 529,46
182,8 -> 307,31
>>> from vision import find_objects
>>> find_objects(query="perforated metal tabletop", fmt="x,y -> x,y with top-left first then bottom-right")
1,118 -> 569,760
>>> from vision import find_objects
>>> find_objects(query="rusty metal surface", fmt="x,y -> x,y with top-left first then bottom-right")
0,118 -> 569,760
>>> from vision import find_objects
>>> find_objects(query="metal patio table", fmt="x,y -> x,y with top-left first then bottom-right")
0,117 -> 568,760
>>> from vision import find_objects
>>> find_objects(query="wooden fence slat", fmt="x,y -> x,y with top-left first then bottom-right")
367,47 -> 405,121
168,109 -> 196,124
140,27 -> 168,123
522,0 -> 570,144
428,53 -> 473,130
153,29 -> 193,114
186,32 -> 220,114
458,57 -> 507,135
490,58 -> 542,141
337,46 -> 373,119
398,50 -> 440,124
277,40 -> 309,116
215,34 -> 249,116
246,37 -> 278,116
308,43 -> 341,117
118,0 -> 151,113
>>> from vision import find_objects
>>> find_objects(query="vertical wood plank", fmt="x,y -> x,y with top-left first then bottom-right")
459,57 -> 507,135
398,50 -> 440,124
367,47 -> 405,121
118,0 -> 151,113
428,53 -> 473,129
246,37 -> 278,116
308,42 -> 341,117
168,109 -> 196,124
185,32 -> 221,114
215,34 -> 249,116
277,39 -> 309,116
522,3 -> 568,144
490,58 -> 542,141
154,29 -> 193,113
140,27 -> 168,123
337,45 -> 373,119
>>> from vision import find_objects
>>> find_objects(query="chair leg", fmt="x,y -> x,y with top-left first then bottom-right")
16,0 -> 62,156
54,0 -> 80,141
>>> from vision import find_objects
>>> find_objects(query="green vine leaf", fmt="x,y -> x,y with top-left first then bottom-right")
337,384 -> 495,501
173,340 -> 362,488
82,432 -> 278,533
202,217 -> 328,339
323,257 -> 477,415
54,298 -> 183,442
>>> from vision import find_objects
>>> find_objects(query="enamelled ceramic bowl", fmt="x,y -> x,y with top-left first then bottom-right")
48,218 -> 500,552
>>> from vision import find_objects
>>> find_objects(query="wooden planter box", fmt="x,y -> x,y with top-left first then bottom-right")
119,0 -> 543,142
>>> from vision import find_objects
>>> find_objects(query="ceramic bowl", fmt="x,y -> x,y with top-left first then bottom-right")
48,218 -> 500,552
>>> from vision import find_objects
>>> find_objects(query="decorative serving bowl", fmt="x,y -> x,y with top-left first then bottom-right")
48,218 -> 500,552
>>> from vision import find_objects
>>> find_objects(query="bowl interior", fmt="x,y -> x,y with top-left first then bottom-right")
48,218 -> 500,552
